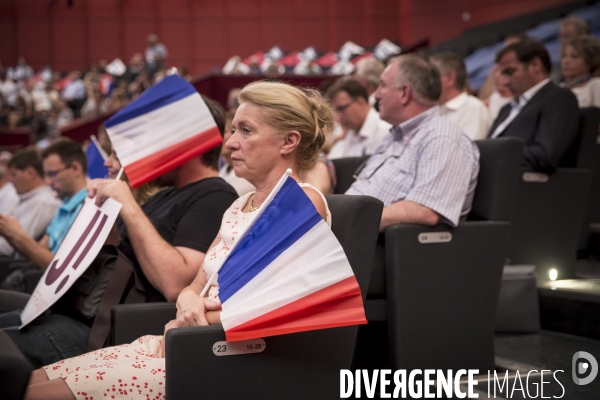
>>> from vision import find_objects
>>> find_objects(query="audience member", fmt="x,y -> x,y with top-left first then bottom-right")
8,57 -> 34,83
326,78 -> 391,159
104,147 -> 166,206
432,52 -> 491,140
61,72 -> 86,105
219,110 -> 255,196
353,57 -> 385,106
80,87 -> 102,117
0,151 -> 18,214
23,80 -> 334,400
479,33 -> 529,102
552,16 -> 591,83
0,139 -> 88,270
0,96 -> 238,368
347,55 -> 480,231
0,149 -> 60,257
145,34 -> 168,76
53,99 -> 74,128
488,39 -> 580,171
559,35 -> 600,107
227,88 -> 242,110
0,71 -> 17,106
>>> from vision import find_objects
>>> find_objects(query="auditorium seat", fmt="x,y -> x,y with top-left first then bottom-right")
110,194 -> 383,399
385,138 -> 523,371
574,107 -> 600,257
0,330 -> 32,400
333,137 -> 524,371
332,156 -> 368,194
506,107 -> 597,283
507,168 -> 590,283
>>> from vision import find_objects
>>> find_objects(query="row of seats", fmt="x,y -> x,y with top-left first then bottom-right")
1,109 -> 598,399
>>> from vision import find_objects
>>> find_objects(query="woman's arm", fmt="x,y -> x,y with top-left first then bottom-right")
175,234 -> 221,327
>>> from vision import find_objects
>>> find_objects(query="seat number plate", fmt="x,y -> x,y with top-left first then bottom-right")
213,339 -> 266,356
418,232 -> 452,243
522,172 -> 549,183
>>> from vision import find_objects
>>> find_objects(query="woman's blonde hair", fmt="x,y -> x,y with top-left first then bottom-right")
239,81 -> 335,172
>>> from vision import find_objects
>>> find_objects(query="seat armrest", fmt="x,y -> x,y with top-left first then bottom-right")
165,325 -> 357,400
111,302 -> 176,345
0,330 -> 32,400
0,289 -> 31,313
24,269 -> 44,294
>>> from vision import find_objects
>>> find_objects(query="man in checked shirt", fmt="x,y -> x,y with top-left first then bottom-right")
346,54 -> 480,231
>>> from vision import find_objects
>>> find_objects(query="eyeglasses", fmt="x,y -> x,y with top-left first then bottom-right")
45,165 -> 70,178
333,100 -> 355,113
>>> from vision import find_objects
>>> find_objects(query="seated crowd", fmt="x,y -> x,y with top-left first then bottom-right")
0,20 -> 598,399
0,34 -> 176,147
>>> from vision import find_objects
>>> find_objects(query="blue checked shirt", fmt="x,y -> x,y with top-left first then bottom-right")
346,106 -> 480,227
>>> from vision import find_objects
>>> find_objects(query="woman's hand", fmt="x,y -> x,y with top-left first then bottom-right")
176,290 -> 209,326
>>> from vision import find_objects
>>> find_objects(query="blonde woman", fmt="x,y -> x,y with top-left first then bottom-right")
25,81 -> 335,399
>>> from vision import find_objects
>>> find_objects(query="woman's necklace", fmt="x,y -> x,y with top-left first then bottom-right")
248,195 -> 260,212
248,171 -> 304,212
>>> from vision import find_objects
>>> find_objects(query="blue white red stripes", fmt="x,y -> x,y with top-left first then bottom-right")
104,75 -> 222,188
210,174 -> 367,341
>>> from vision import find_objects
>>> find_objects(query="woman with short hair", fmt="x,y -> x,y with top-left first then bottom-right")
560,35 -> 600,107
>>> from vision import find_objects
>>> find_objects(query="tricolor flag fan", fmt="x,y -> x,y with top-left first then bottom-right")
86,135 -> 109,179
205,174 -> 367,342
104,75 -> 222,188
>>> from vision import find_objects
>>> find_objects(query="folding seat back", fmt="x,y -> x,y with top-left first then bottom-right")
575,107 -> 600,252
0,330 -> 32,400
332,156 -> 369,194
384,137 -> 523,371
508,167 -> 590,283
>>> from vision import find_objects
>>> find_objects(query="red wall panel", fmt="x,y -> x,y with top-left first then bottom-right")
88,20 -> 120,62
0,0 -> 575,75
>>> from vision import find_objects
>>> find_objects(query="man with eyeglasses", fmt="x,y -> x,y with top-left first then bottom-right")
327,78 -> 391,159
0,139 -> 87,269
346,54 -> 480,231
0,149 -> 61,258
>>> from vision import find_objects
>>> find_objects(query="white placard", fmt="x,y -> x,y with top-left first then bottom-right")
212,339 -> 266,356
20,197 -> 121,328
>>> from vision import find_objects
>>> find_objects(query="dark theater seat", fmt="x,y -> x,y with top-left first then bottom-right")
111,194 -> 383,399
334,137 -> 524,371
0,330 -> 33,400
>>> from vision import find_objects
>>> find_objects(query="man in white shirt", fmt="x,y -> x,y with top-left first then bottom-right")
0,152 -> 18,214
145,34 -> 168,75
0,149 -> 60,257
431,53 -> 491,141
327,78 -> 391,159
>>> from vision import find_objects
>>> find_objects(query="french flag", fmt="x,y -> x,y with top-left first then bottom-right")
104,75 -> 222,188
205,174 -> 367,342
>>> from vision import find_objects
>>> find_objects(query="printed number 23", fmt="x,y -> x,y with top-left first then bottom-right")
216,345 -> 226,352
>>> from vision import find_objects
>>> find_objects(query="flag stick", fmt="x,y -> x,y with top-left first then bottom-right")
90,135 -> 108,161
115,167 -> 124,181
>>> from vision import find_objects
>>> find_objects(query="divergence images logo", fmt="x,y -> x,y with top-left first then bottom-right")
572,351 -> 598,386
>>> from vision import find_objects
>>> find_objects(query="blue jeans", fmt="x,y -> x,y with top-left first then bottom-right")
0,310 -> 90,369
